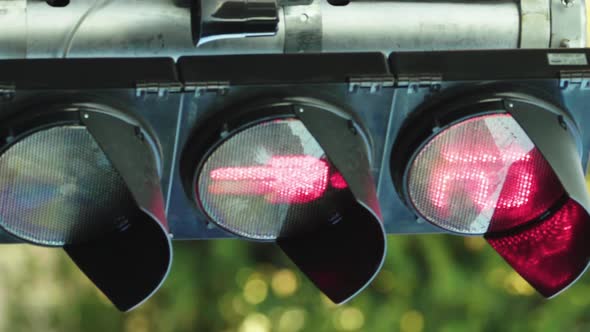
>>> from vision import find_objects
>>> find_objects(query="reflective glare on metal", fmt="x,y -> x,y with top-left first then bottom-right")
196,0 -> 279,46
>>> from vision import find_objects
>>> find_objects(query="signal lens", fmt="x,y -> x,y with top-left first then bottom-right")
209,155 -> 333,204
197,118 -> 348,240
407,113 -> 565,234
0,125 -> 133,246
486,199 -> 590,296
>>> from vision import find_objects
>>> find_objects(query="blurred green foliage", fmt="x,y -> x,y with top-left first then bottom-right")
0,234 -> 589,332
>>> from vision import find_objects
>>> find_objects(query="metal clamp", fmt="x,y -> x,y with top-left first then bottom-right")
194,0 -> 279,46
283,0 -> 322,53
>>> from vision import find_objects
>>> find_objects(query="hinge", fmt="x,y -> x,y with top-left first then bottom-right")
348,76 -> 395,94
396,73 -> 442,94
184,81 -> 230,97
0,83 -> 15,101
559,70 -> 590,90
135,82 -> 183,98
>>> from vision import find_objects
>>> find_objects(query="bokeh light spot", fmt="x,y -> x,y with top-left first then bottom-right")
236,268 -> 255,287
239,313 -> 271,332
219,294 -> 240,322
336,307 -> 365,331
271,269 -> 298,297
278,308 -> 306,332
464,237 -> 486,252
504,271 -> 535,296
400,310 -> 424,332
124,313 -> 149,332
232,296 -> 248,315
243,278 -> 268,305
486,267 -> 509,288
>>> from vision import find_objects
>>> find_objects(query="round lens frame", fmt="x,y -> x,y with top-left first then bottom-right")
391,92 -> 580,235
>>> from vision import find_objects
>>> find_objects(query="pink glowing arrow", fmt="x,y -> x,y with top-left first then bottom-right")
208,155 -> 347,204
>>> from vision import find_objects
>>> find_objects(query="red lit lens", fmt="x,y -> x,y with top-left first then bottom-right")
209,155 -> 331,204
197,118 -> 348,240
486,199 -> 590,297
407,113 -> 565,234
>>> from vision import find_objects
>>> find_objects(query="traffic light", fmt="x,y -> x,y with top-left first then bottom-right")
389,49 -> 590,297
0,49 -> 589,310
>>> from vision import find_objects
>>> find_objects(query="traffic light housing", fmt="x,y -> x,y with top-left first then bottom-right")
0,49 -> 589,309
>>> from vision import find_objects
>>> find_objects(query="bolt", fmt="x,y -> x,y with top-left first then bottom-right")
562,0 -> 574,7
507,103 -> 514,109
220,123 -> 230,138
347,120 -> 358,135
560,39 -> 571,48
558,115 -> 568,130
134,126 -> 144,141
83,113 -> 89,119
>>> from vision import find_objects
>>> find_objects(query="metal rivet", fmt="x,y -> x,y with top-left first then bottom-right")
562,0 -> 574,7
558,116 -> 568,130
560,39 -> 571,48
83,113 -> 89,119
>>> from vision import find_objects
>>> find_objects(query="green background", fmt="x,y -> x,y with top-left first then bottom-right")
1,234 -> 589,332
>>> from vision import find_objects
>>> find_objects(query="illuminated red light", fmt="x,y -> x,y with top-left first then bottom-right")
431,149 -> 535,210
208,155 -> 347,204
408,114 -> 564,233
329,172 -> 348,189
404,108 -> 590,297
486,199 -> 590,297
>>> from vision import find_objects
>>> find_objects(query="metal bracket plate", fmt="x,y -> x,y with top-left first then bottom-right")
550,0 -> 587,48
135,82 -> 183,98
348,76 -> 395,94
396,73 -> 442,94
559,69 -> 590,90
184,81 -> 231,97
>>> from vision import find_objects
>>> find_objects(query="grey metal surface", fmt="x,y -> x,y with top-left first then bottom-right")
283,0 -> 322,52
0,0 -> 582,59
320,1 -> 520,51
1,50 -> 590,240
520,0 -> 551,48
197,0 -> 279,46
550,0 -> 587,48
0,0 -> 26,57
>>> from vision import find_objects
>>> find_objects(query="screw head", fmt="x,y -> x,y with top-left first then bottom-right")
560,39 -> 572,48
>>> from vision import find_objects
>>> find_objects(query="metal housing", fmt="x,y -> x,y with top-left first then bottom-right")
0,0 -> 585,59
